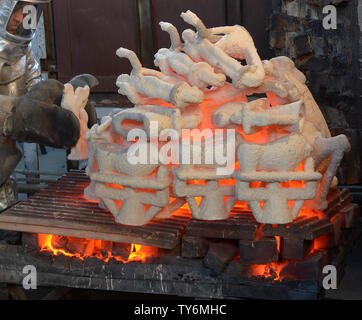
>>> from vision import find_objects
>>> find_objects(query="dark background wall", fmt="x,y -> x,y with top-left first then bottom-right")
269,0 -> 361,184
50,0 -> 273,93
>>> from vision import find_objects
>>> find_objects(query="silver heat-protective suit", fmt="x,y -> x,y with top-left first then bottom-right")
0,0 -> 50,210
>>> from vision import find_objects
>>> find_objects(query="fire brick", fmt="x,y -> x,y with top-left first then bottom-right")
111,243 -> 132,260
331,214 -> 343,245
279,251 -> 328,281
314,214 -> 343,249
203,242 -> 238,275
341,203 -> 359,229
181,235 -> 210,259
239,237 -> 279,265
282,238 -> 314,260
22,232 -> 39,249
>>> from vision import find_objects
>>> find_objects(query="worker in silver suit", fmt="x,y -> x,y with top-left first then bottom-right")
0,0 -> 100,216
0,0 -> 47,95
0,0 -> 50,213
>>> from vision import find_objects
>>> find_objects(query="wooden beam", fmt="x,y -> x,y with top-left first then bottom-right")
0,171 -> 190,249
0,283 -> 8,300
0,246 -> 321,299
41,287 -> 72,300
7,284 -> 27,300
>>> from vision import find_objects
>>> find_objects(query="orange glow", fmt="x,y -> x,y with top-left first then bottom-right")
237,127 -> 270,144
218,178 -> 236,186
37,234 -> 157,263
127,244 -> 158,262
299,208 -> 325,220
187,180 -> 207,185
247,261 -> 290,281
313,235 -> 329,251
107,183 -> 125,190
313,213 -> 343,251
50,82 -> 330,276
231,201 -> 249,211
275,236 -> 281,253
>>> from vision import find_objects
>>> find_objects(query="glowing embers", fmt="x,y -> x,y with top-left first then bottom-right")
37,234 -> 157,263
245,261 -> 290,282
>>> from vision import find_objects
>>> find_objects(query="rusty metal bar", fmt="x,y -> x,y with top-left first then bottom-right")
0,171 -> 191,249
17,183 -> 47,194
14,170 -> 65,177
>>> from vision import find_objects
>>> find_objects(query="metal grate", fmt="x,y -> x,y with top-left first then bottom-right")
0,171 -> 352,248
0,171 -> 191,249
262,188 -> 353,240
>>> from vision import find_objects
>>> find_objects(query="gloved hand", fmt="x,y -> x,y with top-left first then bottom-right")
4,79 -> 80,148
0,75 -> 99,186
4,74 -> 99,148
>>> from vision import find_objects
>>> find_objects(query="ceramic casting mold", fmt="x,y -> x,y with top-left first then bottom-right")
67,11 -> 350,226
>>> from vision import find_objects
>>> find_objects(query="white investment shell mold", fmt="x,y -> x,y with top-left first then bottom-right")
67,11 -> 350,226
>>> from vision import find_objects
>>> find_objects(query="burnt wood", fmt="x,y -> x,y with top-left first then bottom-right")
331,214 -> 343,246
315,233 -> 335,250
41,287 -> 73,300
315,214 -> 343,250
181,235 -> 209,259
0,171 -> 191,249
279,251 -> 328,281
263,189 -> 355,250
281,238 -> 314,260
112,243 -> 132,260
223,259 -> 246,282
325,188 -> 353,218
262,216 -> 333,241
7,284 -> 27,300
239,236 -> 279,264
261,189 -> 354,240
0,242 -> 323,299
203,242 -> 238,275
341,226 -> 358,255
22,232 -> 39,248
341,203 -> 359,229
186,211 -> 258,241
